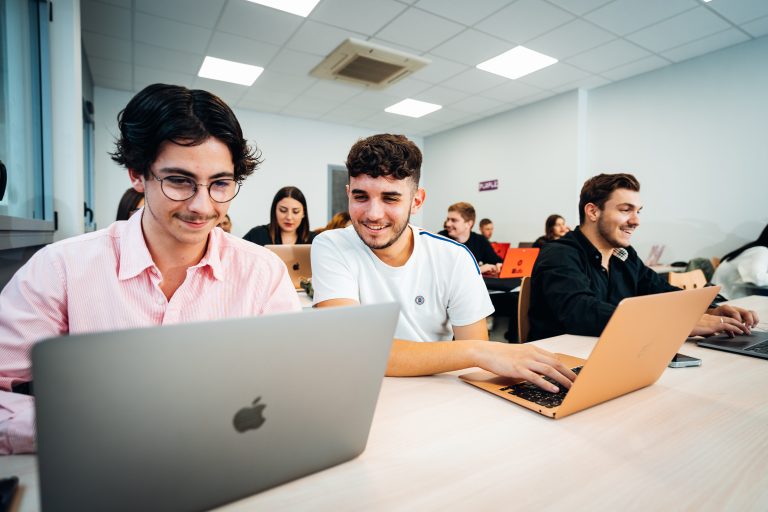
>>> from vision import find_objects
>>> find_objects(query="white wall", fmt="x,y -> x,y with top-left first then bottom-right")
422,91 -> 580,242
422,36 -> 768,262
587,36 -> 768,262
93,86 -> 423,236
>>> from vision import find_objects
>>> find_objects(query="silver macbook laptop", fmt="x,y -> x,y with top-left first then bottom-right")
32,303 -> 399,512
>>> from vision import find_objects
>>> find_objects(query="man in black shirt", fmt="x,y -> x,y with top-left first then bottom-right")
528,173 -> 758,341
439,202 -> 502,275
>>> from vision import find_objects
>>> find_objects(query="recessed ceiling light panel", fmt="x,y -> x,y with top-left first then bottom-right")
245,0 -> 321,17
198,56 -> 264,86
385,99 -> 442,118
477,46 -> 558,80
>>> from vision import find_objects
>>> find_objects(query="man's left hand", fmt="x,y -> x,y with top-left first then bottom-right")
707,305 -> 760,334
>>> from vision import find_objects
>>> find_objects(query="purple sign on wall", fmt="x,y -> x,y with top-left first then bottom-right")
479,179 -> 498,192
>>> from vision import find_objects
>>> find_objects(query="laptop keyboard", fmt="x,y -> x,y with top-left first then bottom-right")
498,366 -> 583,409
746,340 -> 768,355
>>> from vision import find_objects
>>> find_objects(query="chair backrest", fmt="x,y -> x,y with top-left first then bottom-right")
517,276 -> 531,343
668,269 -> 707,290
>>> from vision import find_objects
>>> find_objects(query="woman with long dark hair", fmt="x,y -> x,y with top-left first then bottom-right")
115,188 -> 144,221
244,186 -> 315,245
712,224 -> 768,299
533,214 -> 569,248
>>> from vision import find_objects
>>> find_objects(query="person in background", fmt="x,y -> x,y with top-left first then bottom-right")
528,173 -> 757,341
218,214 -> 232,233
115,188 -> 144,221
440,202 -> 502,276
532,214 -> 569,248
712,223 -> 768,299
244,186 -> 315,246
311,133 -> 575,392
314,211 -> 351,235
0,83 -> 301,454
479,218 -> 494,241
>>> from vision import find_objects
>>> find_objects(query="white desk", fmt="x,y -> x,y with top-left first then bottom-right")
4,297 -> 767,511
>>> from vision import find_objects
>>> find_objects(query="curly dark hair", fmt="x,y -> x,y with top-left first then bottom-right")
578,173 -> 640,225
346,134 -> 421,186
110,83 -> 262,181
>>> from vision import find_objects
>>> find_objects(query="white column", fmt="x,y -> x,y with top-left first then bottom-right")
50,0 -> 84,241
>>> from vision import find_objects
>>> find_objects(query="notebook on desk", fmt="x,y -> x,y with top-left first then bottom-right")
265,244 -> 312,289
498,247 -> 539,279
460,287 -> 719,419
32,303 -> 399,512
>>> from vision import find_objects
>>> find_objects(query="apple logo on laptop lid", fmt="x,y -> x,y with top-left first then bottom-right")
233,397 -> 267,433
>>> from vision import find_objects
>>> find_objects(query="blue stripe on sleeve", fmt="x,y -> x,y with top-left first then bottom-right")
418,231 -> 481,275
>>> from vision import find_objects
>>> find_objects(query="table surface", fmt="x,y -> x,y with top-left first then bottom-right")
4,296 -> 767,512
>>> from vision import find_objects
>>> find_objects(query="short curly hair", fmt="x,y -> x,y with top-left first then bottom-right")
579,173 -> 640,225
110,83 -> 262,181
346,134 -> 421,187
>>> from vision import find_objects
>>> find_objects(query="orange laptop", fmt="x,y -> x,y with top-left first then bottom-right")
460,287 -> 719,419
265,244 -> 312,290
498,247 -> 539,278
491,242 -> 510,260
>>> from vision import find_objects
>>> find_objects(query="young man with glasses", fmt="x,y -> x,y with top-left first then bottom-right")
0,84 -> 300,454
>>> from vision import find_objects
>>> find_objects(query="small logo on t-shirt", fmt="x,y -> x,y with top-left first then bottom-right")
415,295 -> 425,305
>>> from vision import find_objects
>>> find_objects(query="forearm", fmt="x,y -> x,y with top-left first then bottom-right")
385,338 -> 485,376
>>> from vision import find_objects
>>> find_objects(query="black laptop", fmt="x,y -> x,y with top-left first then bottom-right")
697,331 -> 768,359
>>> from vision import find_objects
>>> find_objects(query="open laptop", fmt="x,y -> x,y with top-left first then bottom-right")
645,244 -> 665,266
32,303 -> 399,512
460,287 -> 719,419
491,242 -> 510,260
265,244 -> 312,289
697,331 -> 768,359
498,247 -> 540,279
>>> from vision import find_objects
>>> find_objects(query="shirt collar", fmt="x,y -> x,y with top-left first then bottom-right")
117,209 -> 225,281
572,227 -> 629,265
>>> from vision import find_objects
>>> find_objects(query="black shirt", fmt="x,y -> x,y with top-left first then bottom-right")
438,230 -> 502,265
243,224 -> 316,246
528,227 -> 679,341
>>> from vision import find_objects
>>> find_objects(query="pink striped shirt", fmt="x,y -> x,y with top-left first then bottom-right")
0,210 -> 300,453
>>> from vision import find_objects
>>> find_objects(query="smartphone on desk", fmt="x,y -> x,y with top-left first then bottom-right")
669,353 -> 702,368
0,476 -> 18,512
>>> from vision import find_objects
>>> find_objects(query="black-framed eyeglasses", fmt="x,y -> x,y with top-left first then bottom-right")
149,171 -> 241,203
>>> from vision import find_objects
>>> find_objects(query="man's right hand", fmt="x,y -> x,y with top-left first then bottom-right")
472,342 -> 577,393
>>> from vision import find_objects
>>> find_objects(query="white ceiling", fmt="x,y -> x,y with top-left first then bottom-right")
81,0 -> 768,136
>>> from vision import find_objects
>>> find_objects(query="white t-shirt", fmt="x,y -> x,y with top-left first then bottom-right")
712,246 -> 768,299
311,225 -> 494,342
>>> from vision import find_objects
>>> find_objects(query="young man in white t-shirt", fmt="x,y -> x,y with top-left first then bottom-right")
312,134 -> 576,392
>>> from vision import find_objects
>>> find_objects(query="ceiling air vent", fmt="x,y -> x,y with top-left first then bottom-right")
310,38 -> 430,90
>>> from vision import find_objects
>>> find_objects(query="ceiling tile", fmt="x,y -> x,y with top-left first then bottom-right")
449,95 -> 506,114
322,105 -> 379,123
250,70 -> 318,95
88,57 -> 132,82
425,107 -> 475,124
98,0 -> 131,8
133,43 -> 203,75
742,15 -> 768,37
661,28 -> 750,63
133,12 -> 211,54
309,0 -> 407,36
481,80 -> 544,103
584,0 -> 698,36
441,68 -> 508,94
237,90 -> 298,111
266,49 -> 324,76
92,73 -> 132,91
475,0 -> 574,43
527,19 -> 615,60
516,90 -> 557,106
286,20 -> 366,57
410,54 -> 469,84
217,1 -> 303,46
207,31 -> 281,67
134,65 -> 194,91
414,85 -> 469,105
626,7 -> 732,53
707,0 -> 768,24
284,96 -> 341,116
552,74 -> 610,93
414,0 -> 511,26
517,62 -> 591,89
366,37 -> 426,54
376,9 -> 465,52
345,90 -> 402,110
546,0 -> 613,16
82,31 -> 132,63
303,81 -> 364,102
381,76 -> 433,98
566,38 -> 651,73
430,29 -> 515,66
600,54 -> 670,81
134,0 -> 226,29
81,0 -> 131,39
